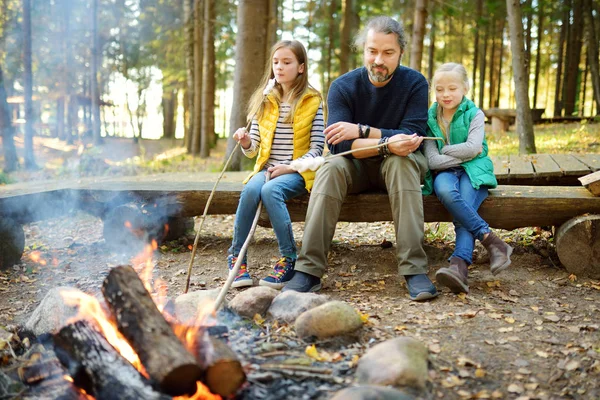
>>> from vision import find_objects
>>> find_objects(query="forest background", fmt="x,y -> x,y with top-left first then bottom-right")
0,0 -> 599,177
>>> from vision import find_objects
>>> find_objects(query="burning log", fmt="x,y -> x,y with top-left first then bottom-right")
53,320 -> 170,400
102,265 -> 202,396
195,334 -> 246,396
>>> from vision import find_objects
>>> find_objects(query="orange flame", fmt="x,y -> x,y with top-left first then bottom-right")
174,382 -> 221,400
29,251 -> 47,266
60,290 -> 147,376
124,221 -> 132,229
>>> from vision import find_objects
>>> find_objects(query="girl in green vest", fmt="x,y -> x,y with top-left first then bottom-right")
228,40 -> 325,289
423,63 -> 512,294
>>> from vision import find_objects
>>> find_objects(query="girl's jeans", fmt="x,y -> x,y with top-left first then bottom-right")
433,168 -> 490,265
229,169 -> 307,260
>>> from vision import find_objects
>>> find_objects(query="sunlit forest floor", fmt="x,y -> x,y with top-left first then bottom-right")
1,121 -> 599,399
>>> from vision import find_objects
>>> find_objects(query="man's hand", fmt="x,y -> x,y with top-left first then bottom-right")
387,133 -> 423,156
324,122 -> 360,145
233,127 -> 252,149
267,164 -> 294,179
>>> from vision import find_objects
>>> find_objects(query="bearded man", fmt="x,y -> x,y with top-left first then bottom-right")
283,16 -> 438,301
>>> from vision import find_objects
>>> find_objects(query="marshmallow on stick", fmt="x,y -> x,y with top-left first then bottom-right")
290,137 -> 444,172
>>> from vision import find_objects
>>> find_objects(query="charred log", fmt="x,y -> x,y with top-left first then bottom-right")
102,265 -> 202,396
52,320 -> 169,400
0,217 -> 24,269
195,334 -> 246,397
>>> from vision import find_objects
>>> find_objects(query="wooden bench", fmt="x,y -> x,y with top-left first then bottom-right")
483,108 -> 545,132
1,173 -> 600,278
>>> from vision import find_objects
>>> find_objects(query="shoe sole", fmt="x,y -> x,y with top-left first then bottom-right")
231,279 -> 253,288
259,280 -> 285,290
490,245 -> 513,275
436,270 -> 469,294
282,283 -> 322,293
409,291 -> 438,301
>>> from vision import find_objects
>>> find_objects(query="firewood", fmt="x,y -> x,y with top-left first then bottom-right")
102,265 -> 202,396
0,217 -> 24,269
556,214 -> 600,279
53,320 -> 170,400
194,334 -> 246,396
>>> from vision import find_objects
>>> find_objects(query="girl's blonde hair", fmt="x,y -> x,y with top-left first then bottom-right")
432,62 -> 470,139
246,40 -> 319,123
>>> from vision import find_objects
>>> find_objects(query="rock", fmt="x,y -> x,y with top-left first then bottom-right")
294,300 -> 363,340
174,289 -> 222,324
356,337 -> 429,390
229,287 -> 279,318
24,287 -> 87,336
330,385 -> 415,400
267,291 -> 329,323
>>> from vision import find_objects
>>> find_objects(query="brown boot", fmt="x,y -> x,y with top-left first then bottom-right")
481,231 -> 513,275
435,257 -> 469,294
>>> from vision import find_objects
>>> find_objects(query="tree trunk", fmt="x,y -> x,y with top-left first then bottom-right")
200,0 -> 215,158
506,0 -> 536,154
563,0 -> 584,116
22,0 -> 36,169
524,0 -> 532,75
339,0 -> 355,75
191,0 -> 204,155
410,0 -> 428,72
478,19 -> 489,107
162,82 -> 177,139
266,0 -> 278,52
0,65 -> 18,172
427,11 -> 436,83
554,6 -> 568,117
583,0 -> 600,115
91,0 -> 102,145
225,0 -> 270,170
102,265 -> 203,396
184,0 -> 195,152
472,0 -> 483,101
532,2 -> 544,108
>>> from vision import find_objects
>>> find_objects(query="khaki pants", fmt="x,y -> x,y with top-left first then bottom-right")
295,152 -> 429,278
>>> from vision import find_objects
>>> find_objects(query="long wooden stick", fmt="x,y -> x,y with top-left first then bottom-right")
331,136 -> 444,158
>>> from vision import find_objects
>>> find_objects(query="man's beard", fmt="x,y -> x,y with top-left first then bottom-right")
368,63 -> 394,82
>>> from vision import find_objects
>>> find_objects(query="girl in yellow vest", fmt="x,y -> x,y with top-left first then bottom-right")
229,40 -> 324,289
424,63 -> 512,294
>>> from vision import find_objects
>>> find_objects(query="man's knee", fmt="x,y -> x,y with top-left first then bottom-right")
312,157 -> 352,196
382,155 -> 422,188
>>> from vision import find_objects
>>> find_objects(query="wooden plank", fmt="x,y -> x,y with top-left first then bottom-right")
529,154 -> 562,178
573,154 -> 600,171
579,170 -> 600,196
491,154 -> 509,180
507,154 -> 535,180
550,154 -> 593,176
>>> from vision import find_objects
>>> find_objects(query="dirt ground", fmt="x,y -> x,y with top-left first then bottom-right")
1,137 -> 599,399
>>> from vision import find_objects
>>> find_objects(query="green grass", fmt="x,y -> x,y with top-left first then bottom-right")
487,121 -> 600,155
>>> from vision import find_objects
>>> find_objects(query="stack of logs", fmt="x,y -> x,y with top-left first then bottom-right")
50,265 -> 246,399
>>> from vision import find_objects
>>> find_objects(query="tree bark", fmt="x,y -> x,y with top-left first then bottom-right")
225,0 -> 270,170
506,0 -> 536,154
194,334 -> 246,396
478,19 -> 489,107
91,0 -> 102,145
22,0 -> 37,169
191,0 -> 204,155
0,64 -> 18,172
532,2 -> 544,109
200,0 -> 215,158
53,320 -> 170,400
102,265 -> 203,396
554,6 -> 568,117
410,0 -> 428,72
339,0 -> 355,75
472,0 -> 483,101
583,0 -> 600,115
563,0 -> 584,116
162,81 -> 177,139
556,215 -> 600,279
184,0 -> 194,152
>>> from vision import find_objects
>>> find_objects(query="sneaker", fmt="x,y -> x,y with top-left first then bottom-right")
227,255 -> 253,288
281,271 -> 322,293
405,274 -> 438,301
259,257 -> 296,289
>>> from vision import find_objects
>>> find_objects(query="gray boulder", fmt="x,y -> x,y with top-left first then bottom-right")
267,291 -> 329,323
229,286 -> 279,318
294,300 -> 363,340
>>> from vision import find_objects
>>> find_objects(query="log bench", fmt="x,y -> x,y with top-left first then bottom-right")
1,174 -> 600,278
483,108 -> 545,132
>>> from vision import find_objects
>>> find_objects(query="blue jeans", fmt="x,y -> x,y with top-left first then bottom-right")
433,168 -> 490,265
229,169 -> 307,260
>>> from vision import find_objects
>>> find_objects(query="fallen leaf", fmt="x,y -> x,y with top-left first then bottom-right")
475,368 -> 486,378
536,350 -> 549,358
505,317 -> 516,324
429,343 -> 441,354
568,274 -> 577,282
544,315 -> 561,323
487,280 -> 501,288
564,360 -> 580,371
507,383 -> 524,394
253,313 -> 265,325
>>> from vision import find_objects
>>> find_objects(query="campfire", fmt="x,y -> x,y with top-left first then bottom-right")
9,240 -> 245,399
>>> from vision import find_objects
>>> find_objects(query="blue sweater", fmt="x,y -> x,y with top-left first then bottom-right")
327,66 -> 429,156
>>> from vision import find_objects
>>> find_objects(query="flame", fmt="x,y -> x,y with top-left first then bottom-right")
172,298 -> 217,353
124,220 -> 132,229
29,251 -> 47,266
174,382 -> 221,400
60,290 -> 147,376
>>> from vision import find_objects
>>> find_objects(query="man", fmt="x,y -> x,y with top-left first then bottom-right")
283,16 -> 438,301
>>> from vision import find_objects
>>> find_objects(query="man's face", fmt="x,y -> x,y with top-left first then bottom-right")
363,29 -> 403,87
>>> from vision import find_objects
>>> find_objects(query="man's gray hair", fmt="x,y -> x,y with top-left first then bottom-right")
354,16 -> 407,52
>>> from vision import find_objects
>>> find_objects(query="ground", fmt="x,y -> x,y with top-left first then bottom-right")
1,136 -> 599,399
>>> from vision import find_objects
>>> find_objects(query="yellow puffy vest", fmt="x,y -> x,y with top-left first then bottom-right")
243,89 -> 321,191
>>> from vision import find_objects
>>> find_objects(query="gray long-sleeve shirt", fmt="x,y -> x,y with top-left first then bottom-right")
423,110 -> 486,171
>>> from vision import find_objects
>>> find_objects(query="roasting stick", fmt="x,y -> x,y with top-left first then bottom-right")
184,140 -> 241,294
213,172 -> 270,310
